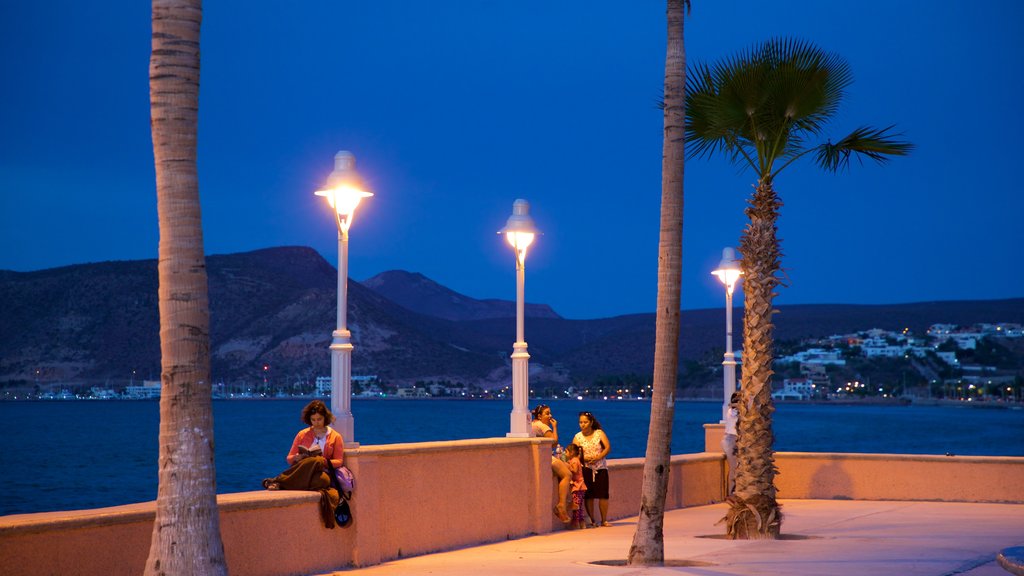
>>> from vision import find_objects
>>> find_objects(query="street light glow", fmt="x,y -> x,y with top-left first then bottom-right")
499,199 -> 540,266
316,151 -> 373,234
712,247 -> 743,294
505,231 -> 535,251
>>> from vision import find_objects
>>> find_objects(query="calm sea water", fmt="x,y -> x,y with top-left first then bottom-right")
1,398 -> 1022,516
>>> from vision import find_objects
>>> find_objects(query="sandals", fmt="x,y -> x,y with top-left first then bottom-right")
262,478 -> 280,490
553,505 -> 571,523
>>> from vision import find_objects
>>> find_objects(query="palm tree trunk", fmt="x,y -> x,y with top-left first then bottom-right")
723,179 -> 782,539
145,1 -> 228,574
627,0 -> 685,564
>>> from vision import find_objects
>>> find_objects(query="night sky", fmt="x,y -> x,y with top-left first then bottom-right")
2,1 -> 1022,319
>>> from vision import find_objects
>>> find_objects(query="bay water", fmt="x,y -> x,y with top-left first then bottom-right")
2,398 -> 1022,516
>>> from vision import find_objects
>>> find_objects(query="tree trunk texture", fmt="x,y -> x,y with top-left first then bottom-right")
627,0 -> 685,565
146,1 -> 228,574
723,180 -> 783,540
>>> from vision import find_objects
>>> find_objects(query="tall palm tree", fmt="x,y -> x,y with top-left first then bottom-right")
685,38 -> 912,539
627,0 -> 688,564
145,1 -> 228,574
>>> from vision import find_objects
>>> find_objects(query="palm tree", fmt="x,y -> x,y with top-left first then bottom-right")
145,1 -> 228,574
685,38 -> 912,539
627,0 -> 688,564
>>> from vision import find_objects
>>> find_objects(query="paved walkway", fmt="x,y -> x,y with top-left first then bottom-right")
320,499 -> 1024,576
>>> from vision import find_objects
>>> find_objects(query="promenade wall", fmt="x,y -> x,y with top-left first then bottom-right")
2,434 -> 1022,576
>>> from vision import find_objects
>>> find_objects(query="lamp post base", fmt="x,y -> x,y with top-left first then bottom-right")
509,342 -> 531,437
331,330 -> 355,442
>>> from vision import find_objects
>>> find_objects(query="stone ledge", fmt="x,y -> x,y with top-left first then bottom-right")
610,453 -> 724,467
0,490 -> 316,536
347,435 -> 549,457
779,452 -> 1024,464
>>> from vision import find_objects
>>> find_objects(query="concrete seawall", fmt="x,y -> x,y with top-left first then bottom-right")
2,434 -> 1022,576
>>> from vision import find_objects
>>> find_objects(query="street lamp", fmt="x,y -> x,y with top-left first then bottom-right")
315,150 -> 372,443
498,199 -> 539,438
712,247 -> 743,422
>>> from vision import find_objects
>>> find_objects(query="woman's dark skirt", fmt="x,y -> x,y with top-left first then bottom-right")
582,466 -> 609,499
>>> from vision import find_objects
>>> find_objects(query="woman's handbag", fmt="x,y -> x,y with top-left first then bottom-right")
334,465 -> 355,498
326,461 -> 355,527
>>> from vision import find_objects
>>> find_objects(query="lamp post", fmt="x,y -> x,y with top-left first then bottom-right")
499,199 -> 539,437
712,247 -> 743,422
315,150 -> 372,443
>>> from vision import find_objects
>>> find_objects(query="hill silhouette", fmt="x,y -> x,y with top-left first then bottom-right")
2,246 -> 1022,389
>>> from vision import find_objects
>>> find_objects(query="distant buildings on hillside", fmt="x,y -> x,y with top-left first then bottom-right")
772,321 -> 1022,401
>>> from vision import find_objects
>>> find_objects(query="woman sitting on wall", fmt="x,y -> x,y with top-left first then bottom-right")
531,404 -> 572,523
262,399 -> 345,528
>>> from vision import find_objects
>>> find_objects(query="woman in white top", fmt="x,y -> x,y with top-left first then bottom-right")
532,404 -> 571,523
573,411 -> 612,527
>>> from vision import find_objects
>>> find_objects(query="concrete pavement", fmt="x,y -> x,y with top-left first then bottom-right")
320,499 -> 1024,575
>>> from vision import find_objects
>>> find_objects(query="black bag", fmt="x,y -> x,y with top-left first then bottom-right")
334,494 -> 353,527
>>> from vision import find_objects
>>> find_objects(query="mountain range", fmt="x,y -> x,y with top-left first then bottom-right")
2,246 -> 1023,390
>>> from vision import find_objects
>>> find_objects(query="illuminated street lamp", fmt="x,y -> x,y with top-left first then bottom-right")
712,247 -> 743,422
316,151 -> 372,443
498,199 -> 539,437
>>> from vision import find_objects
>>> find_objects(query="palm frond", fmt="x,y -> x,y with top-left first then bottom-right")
814,125 -> 914,172
686,37 -> 911,180
686,37 -> 858,177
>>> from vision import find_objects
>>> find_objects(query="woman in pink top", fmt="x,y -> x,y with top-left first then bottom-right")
263,400 -> 345,527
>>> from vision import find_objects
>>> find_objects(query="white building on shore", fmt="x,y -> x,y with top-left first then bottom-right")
124,380 -> 161,399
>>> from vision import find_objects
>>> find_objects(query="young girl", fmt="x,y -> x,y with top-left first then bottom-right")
563,443 -> 588,529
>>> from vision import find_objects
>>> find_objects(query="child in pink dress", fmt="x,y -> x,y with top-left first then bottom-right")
564,443 -> 588,529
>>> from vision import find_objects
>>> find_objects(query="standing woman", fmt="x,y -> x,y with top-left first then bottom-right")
573,411 -> 612,527
531,404 -> 572,523
721,392 -> 740,494
262,400 -> 345,528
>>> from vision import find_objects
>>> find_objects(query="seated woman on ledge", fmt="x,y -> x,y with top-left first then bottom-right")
531,404 -> 572,523
262,400 -> 345,528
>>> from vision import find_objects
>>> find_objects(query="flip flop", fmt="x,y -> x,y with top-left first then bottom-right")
601,521 -> 611,527
553,506 -> 570,523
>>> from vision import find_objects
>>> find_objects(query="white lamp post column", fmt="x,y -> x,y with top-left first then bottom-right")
499,199 -> 540,438
315,151 -> 372,443
712,247 -> 743,422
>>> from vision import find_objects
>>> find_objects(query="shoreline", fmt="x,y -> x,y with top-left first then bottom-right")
2,396 -> 1020,409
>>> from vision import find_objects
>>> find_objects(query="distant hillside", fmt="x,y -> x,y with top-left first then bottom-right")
0,247 -> 500,387
362,270 -> 561,321
2,246 -> 1022,389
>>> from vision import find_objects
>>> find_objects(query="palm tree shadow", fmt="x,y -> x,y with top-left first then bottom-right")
806,459 -> 854,499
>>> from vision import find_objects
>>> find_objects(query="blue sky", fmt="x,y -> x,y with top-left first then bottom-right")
2,1 -> 1022,319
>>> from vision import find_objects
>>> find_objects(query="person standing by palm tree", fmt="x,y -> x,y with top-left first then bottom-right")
145,1 -> 228,573
685,38 -> 912,539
